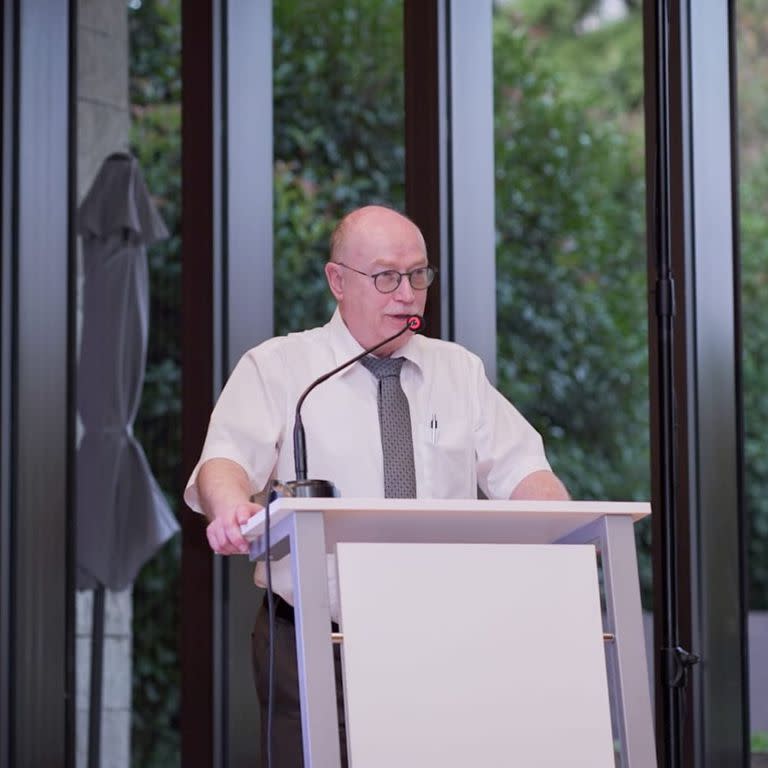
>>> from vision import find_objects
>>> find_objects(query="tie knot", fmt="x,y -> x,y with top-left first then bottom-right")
360,355 -> 405,380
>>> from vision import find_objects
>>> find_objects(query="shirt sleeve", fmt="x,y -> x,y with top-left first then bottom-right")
472,357 -> 552,499
183,345 -> 287,513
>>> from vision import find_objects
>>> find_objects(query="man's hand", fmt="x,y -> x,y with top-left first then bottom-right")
197,457 -> 262,555
206,500 -> 262,555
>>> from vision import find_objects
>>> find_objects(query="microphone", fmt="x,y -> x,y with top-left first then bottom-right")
282,314 -> 424,498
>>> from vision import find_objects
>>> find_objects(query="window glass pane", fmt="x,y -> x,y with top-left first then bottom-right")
735,0 -> 768,755
273,0 -> 405,335
75,0 -> 182,765
493,5 -> 649,757
493,2 -> 649,574
128,2 -> 182,765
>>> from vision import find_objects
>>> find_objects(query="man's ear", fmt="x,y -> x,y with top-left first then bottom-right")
325,262 -> 344,301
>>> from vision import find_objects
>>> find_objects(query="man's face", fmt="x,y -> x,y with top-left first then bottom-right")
325,209 -> 428,356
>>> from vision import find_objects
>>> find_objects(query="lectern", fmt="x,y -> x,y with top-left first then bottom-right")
243,498 -> 655,767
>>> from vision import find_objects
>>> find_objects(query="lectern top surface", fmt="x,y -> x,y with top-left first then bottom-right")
241,498 -> 650,546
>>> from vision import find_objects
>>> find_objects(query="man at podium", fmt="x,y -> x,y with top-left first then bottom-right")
184,204 -> 569,766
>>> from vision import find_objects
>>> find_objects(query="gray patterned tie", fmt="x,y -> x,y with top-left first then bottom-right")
360,356 -> 417,498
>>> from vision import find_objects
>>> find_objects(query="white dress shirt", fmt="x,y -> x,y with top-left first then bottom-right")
185,309 -> 552,618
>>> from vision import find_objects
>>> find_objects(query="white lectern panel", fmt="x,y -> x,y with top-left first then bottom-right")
336,543 -> 614,768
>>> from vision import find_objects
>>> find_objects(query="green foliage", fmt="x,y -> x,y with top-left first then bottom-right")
129,0 -> 181,106
510,0 -> 602,33
272,0 -> 405,334
493,13 -> 652,592
128,539 -> 181,767
505,0 -> 644,114
273,162 -> 338,333
738,0 -> 768,610
503,0 -> 768,610
128,1 -> 182,766
741,160 -> 768,608
753,731 -> 768,752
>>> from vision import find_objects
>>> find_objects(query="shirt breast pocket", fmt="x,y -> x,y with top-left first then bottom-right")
418,421 -> 475,498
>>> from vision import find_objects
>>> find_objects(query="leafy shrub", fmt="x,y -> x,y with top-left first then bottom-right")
493,15 -> 651,593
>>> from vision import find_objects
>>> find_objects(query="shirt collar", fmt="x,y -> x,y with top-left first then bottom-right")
326,307 -> 425,378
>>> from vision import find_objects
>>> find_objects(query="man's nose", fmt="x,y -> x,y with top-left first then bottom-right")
394,275 -> 416,302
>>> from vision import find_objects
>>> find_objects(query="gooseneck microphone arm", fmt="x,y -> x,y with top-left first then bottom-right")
293,315 -> 423,481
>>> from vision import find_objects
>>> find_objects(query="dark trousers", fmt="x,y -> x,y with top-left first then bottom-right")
251,596 -> 348,767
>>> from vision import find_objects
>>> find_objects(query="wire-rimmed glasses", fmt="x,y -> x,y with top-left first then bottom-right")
333,262 -> 437,294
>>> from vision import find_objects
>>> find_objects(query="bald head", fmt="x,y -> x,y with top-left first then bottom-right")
329,205 -> 426,264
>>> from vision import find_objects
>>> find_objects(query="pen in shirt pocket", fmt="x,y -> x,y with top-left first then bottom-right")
429,413 -> 438,445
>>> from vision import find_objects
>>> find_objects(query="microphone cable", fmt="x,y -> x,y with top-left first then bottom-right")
264,494 -> 275,768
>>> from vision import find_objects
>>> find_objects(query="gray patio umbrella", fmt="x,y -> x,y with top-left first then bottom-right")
76,152 -> 179,767
76,151 -> 179,591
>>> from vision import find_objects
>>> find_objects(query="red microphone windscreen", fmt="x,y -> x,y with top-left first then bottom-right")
407,315 -> 424,332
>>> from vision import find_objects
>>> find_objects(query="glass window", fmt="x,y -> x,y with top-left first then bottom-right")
493,2 -> 649,565
735,0 -> 768,756
273,0 -> 405,335
493,3 -> 649,760
75,0 -> 182,765
127,2 -> 182,764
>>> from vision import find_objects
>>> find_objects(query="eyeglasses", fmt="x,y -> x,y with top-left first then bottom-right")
333,262 -> 437,294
